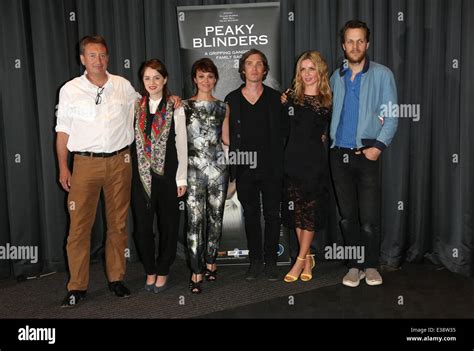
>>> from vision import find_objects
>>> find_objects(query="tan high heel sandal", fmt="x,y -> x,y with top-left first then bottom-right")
301,254 -> 315,281
284,256 -> 306,283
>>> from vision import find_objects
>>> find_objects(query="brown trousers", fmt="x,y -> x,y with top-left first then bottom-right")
66,149 -> 131,291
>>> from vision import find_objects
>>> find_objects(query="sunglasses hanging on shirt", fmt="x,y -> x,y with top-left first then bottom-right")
95,87 -> 105,105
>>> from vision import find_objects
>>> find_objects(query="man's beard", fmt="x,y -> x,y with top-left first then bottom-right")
346,50 -> 366,64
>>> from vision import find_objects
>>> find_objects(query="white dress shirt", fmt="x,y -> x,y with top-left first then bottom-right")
149,97 -> 188,187
56,71 -> 140,153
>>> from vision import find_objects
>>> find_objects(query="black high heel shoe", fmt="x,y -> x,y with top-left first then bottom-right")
205,268 -> 217,282
190,274 -> 203,294
190,280 -> 202,294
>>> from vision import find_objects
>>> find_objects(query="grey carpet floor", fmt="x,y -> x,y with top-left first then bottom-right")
202,262 -> 474,318
0,259 -> 347,319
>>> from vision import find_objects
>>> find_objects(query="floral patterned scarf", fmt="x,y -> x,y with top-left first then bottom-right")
134,95 -> 174,199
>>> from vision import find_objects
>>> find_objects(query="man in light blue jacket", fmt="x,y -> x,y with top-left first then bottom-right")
329,20 -> 398,287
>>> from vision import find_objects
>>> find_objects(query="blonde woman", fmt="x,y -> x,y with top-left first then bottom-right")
282,51 -> 332,282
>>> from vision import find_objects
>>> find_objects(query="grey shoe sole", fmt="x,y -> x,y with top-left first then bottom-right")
365,276 -> 383,286
342,271 -> 366,288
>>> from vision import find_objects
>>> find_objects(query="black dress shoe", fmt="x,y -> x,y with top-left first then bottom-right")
108,281 -> 131,298
245,261 -> 264,281
60,290 -> 86,308
265,263 -> 279,282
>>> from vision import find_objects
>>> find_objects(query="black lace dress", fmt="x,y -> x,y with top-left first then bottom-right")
282,95 -> 330,232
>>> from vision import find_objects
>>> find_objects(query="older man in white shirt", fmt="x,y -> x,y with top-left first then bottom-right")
56,35 -> 140,307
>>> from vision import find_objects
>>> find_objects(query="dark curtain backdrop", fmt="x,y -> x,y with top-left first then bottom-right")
0,0 -> 472,278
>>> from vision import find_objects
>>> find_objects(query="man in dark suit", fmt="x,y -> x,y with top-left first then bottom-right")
225,49 -> 288,282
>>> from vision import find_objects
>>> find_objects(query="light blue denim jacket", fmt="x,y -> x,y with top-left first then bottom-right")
329,58 -> 398,151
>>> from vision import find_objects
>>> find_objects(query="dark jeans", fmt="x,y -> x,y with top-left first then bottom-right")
330,147 -> 381,269
131,174 -> 179,276
236,168 -> 282,264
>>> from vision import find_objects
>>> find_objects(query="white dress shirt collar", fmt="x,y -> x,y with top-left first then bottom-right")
149,96 -> 163,114
80,70 -> 114,89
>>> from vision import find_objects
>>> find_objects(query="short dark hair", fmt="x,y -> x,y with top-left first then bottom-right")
79,35 -> 109,55
138,59 -> 169,98
238,49 -> 269,82
192,58 -> 219,80
191,58 -> 219,92
340,20 -> 371,45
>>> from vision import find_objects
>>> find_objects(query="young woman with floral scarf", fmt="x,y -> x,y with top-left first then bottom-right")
131,59 -> 187,293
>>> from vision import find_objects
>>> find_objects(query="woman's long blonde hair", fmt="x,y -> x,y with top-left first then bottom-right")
291,51 -> 332,108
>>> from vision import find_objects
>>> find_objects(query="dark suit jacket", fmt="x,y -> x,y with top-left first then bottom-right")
225,84 -> 288,182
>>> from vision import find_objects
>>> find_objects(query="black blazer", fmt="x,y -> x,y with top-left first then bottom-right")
225,84 -> 288,182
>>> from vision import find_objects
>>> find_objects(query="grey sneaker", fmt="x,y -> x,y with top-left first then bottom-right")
342,268 -> 366,287
365,268 -> 383,286
245,261 -> 264,281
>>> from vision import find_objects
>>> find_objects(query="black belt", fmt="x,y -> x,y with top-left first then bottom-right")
333,146 -> 368,153
73,145 -> 129,158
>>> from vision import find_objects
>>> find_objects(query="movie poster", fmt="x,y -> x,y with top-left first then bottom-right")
177,2 -> 281,100
177,3 -> 290,265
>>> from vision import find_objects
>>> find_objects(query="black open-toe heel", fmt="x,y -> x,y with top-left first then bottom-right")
205,268 -> 217,282
189,279 -> 202,294
190,273 -> 203,294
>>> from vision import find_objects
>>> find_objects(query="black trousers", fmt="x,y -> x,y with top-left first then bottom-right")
330,147 -> 381,269
236,168 -> 282,264
131,173 -> 179,276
